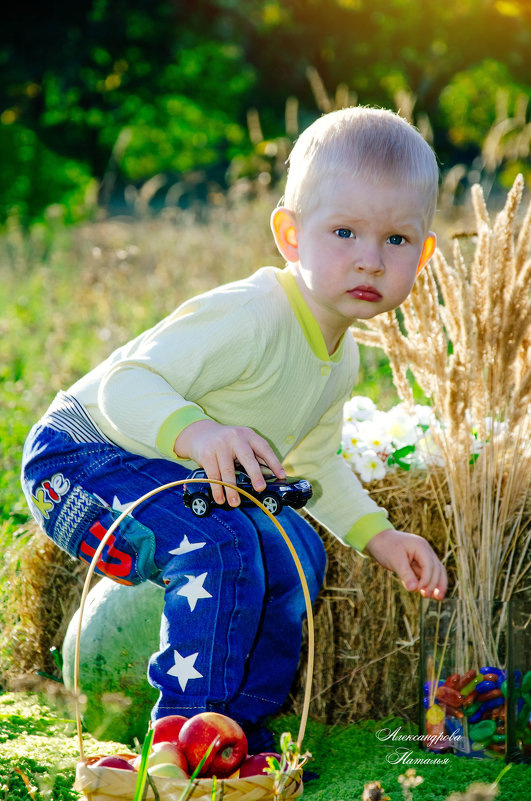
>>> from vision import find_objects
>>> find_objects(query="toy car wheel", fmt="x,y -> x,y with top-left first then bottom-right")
190,493 -> 211,517
260,492 -> 282,516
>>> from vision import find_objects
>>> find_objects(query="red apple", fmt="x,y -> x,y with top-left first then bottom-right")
239,752 -> 281,778
152,714 -> 188,746
93,755 -> 136,771
177,712 -> 248,778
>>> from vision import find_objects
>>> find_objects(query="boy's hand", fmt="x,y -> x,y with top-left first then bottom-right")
174,419 -> 286,507
363,529 -> 447,600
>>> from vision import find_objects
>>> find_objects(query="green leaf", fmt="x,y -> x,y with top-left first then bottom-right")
387,444 -> 415,470
133,726 -> 154,801
177,736 -> 220,801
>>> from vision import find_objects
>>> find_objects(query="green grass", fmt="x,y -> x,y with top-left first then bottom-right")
276,715 -> 530,801
0,692 -> 131,800
0,693 -> 529,801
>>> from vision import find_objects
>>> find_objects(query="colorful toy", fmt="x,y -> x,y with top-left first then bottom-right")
183,469 -> 312,517
423,667 -> 531,759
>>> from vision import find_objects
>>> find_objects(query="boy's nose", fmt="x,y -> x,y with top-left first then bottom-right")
354,247 -> 384,274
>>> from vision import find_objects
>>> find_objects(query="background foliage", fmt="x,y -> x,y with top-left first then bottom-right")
1,0 -> 531,223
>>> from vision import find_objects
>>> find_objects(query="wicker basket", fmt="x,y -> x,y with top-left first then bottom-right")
76,759 -> 303,801
73,478 -> 313,801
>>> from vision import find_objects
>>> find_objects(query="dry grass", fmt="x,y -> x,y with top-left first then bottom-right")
0,526 -> 93,682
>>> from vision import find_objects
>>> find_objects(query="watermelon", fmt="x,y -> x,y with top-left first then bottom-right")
62,577 -> 164,744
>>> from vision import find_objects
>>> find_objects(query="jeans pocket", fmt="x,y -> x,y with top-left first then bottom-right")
111,512 -> 159,583
75,502 -> 160,586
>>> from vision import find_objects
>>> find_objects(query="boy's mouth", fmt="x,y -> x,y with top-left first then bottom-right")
348,285 -> 382,302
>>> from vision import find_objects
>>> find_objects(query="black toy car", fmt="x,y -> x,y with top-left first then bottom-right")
183,468 -> 312,517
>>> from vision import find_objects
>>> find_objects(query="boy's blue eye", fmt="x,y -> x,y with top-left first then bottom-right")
335,228 -> 353,239
388,234 -> 405,245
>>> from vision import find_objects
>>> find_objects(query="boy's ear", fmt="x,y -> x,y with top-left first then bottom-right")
416,233 -> 437,275
270,207 -> 299,263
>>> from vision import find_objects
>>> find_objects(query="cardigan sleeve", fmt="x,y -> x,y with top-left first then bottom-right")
282,393 -> 390,551
96,295 -> 260,459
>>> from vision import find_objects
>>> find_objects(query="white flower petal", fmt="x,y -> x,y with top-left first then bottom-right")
354,449 -> 388,482
343,396 -> 376,422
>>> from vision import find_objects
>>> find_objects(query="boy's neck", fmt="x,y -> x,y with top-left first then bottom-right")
290,269 -> 348,356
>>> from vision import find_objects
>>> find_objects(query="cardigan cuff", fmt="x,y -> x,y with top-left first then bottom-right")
156,405 -> 213,460
343,512 -> 391,555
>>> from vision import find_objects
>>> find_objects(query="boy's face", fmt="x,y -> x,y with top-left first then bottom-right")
272,172 -> 435,353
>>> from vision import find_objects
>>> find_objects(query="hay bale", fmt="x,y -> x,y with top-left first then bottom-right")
288,469 -> 451,724
0,525 -> 92,683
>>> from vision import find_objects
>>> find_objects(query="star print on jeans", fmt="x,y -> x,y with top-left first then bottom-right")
168,534 -> 206,556
177,572 -> 212,611
112,495 -> 134,515
167,649 -> 203,691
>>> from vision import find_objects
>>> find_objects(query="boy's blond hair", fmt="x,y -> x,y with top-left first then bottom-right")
284,106 -> 439,229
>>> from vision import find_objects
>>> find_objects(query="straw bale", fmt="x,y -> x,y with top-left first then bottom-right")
287,469 -> 452,725
1,525 -> 92,683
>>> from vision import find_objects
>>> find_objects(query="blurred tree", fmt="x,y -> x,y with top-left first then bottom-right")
439,59 -> 531,188
208,0 -> 530,127
439,59 -> 531,149
0,0 -> 255,220
0,123 -> 96,223
0,0 -> 530,222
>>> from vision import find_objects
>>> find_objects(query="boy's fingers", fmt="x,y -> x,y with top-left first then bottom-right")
422,568 -> 442,598
231,440 -> 267,495
394,554 -> 420,592
365,530 -> 447,599
201,455 -> 228,506
238,458 -> 267,494
251,438 -> 286,480
417,561 -> 435,596
402,546 -> 435,594
417,553 -> 447,599
432,564 -> 448,599
217,453 -> 240,506
235,432 -> 286,490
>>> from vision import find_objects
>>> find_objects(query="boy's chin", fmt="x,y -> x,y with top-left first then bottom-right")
348,306 -> 386,323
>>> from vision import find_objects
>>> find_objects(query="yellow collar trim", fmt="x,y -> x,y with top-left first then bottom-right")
276,268 -> 344,362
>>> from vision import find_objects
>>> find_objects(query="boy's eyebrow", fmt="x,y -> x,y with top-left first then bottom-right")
326,212 -> 423,231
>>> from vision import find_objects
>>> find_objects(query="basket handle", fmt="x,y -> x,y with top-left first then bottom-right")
74,478 -> 314,762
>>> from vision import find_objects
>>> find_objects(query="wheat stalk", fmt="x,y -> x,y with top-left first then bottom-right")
352,175 -> 531,665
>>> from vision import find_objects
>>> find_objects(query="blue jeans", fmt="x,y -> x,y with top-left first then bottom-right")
21,419 -> 327,728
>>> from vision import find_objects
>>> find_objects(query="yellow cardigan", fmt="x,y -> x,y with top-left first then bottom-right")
69,266 -> 390,552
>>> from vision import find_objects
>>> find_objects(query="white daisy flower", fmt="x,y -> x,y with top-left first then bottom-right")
354,449 -> 387,482
343,395 -> 376,423
383,405 -> 419,447
356,419 -> 392,453
414,404 -> 436,427
341,421 -> 365,457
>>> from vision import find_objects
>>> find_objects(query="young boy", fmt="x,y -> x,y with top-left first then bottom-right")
21,106 -> 447,749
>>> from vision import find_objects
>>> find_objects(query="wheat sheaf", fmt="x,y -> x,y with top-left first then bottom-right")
352,175 -> 531,666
